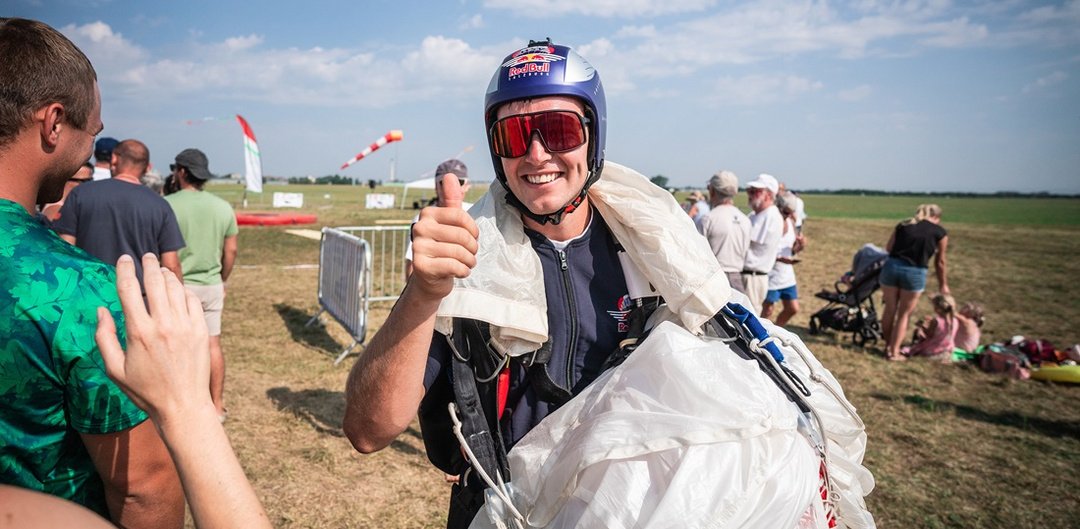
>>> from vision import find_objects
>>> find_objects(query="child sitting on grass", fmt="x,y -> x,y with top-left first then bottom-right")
954,302 -> 985,354
902,293 -> 958,362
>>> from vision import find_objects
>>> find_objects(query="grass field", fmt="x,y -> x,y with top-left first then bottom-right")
211,183 -> 1079,528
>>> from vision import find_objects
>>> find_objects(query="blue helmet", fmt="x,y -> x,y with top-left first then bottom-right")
484,39 -> 607,225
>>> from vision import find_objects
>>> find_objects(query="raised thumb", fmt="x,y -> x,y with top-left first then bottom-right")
441,173 -> 464,209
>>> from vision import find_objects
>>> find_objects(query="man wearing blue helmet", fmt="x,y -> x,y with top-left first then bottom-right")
344,38 -> 635,524
344,38 -> 756,527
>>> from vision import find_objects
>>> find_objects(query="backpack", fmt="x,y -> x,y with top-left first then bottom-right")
978,344 -> 1031,380
1017,339 -> 1059,364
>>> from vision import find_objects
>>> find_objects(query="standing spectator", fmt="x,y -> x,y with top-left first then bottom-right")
405,159 -> 472,279
761,191 -> 806,326
778,181 -> 806,234
741,173 -> 783,315
141,168 -> 165,195
0,17 -> 184,526
40,161 -> 93,221
53,139 -> 185,287
685,189 -> 710,228
90,136 -> 116,181
698,170 -> 750,293
879,204 -> 949,361
165,148 -> 238,421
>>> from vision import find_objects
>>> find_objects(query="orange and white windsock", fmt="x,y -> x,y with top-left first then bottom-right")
340,130 -> 403,170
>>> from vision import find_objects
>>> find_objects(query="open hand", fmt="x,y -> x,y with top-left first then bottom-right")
95,253 -> 212,421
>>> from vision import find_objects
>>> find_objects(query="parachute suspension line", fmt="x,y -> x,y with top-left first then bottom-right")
448,403 -> 525,526
772,334 -> 865,430
475,355 -> 509,384
750,334 -> 848,520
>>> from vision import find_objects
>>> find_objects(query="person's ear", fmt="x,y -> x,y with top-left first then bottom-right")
38,103 -> 65,148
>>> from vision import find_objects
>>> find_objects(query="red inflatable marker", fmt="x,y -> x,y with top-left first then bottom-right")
235,212 -> 318,226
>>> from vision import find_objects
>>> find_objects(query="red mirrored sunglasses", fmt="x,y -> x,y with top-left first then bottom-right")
489,110 -> 589,158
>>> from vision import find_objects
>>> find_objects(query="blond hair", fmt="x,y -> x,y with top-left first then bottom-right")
930,293 -> 956,324
902,204 -> 942,226
960,302 -> 985,327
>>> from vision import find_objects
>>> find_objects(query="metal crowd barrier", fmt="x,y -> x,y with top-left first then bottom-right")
306,225 -> 410,364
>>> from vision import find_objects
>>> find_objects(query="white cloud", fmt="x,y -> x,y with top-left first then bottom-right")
223,35 -> 263,52
61,22 -> 502,109
1022,71 -> 1068,94
565,0 -> 1004,93
460,14 -> 484,30
483,0 -> 716,17
838,84 -> 873,101
712,74 -> 823,106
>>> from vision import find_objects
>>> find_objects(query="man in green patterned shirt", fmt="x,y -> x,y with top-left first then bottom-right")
0,18 -> 184,526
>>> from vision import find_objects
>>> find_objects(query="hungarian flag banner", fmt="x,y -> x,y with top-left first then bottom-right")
236,114 -> 263,193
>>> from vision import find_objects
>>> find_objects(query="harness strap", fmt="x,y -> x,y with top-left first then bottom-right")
712,304 -> 812,414
524,341 -> 572,407
448,319 -> 510,487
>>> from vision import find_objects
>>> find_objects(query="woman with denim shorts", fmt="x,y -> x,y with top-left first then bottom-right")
879,204 -> 950,361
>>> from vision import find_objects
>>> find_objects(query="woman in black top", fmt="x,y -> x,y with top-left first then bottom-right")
879,204 -> 950,361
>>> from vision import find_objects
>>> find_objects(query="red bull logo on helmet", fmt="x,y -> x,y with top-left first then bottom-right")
503,45 -> 564,79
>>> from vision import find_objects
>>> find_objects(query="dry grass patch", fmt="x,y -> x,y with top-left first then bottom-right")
208,192 -> 1079,528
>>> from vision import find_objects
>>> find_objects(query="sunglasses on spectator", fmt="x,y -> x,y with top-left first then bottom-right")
489,110 -> 589,158
70,176 -> 92,184
437,178 -> 468,187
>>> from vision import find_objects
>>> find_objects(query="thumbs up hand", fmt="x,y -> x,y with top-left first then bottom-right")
408,173 -> 479,300
440,173 -> 464,210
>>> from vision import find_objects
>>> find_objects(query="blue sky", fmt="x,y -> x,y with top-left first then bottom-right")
12,0 -> 1080,193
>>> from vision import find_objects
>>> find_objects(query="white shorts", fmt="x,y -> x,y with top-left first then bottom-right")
186,283 -> 225,336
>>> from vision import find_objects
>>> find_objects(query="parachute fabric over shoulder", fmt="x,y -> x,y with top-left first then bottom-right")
468,315 -> 876,529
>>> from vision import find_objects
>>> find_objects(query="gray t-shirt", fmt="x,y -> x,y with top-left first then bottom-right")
52,178 -> 185,286
699,204 -> 751,273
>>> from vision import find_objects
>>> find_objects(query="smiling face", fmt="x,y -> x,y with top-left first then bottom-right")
496,96 -> 591,231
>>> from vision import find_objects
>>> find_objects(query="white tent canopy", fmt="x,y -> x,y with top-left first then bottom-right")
400,177 -> 436,209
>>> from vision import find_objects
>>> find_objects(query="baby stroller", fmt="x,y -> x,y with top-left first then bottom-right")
809,243 -> 888,347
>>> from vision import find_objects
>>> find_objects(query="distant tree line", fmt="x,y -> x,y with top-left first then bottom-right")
285,175 -> 377,186
796,189 -> 1080,198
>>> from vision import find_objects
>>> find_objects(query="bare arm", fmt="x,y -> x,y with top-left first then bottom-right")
96,253 -> 270,529
160,251 -> 183,285
343,175 -> 478,453
61,233 -> 76,245
935,235 -> 949,295
220,234 -> 238,283
0,486 -> 115,528
80,420 -> 185,528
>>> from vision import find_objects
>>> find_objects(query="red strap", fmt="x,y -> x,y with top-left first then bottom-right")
496,366 -> 510,420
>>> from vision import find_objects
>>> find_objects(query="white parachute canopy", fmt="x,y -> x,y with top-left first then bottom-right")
469,317 -> 877,529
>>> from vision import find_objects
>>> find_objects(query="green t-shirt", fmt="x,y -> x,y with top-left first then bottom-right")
164,190 -> 239,286
0,199 -> 148,517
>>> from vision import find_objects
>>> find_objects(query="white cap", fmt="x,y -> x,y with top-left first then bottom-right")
746,173 -> 779,195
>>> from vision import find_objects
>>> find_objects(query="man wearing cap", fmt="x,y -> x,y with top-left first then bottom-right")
53,139 -> 186,285
685,189 -> 710,228
404,158 -> 472,279
699,170 -> 751,294
741,173 -> 784,315
165,148 -> 239,421
90,136 -> 117,181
